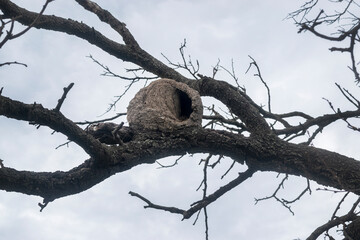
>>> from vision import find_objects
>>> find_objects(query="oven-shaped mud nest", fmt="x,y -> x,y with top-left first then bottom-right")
127,78 -> 203,131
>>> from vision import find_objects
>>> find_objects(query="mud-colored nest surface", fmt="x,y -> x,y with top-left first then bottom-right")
127,78 -> 203,131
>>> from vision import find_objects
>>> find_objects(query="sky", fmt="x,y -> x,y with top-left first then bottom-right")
1,0 -> 360,240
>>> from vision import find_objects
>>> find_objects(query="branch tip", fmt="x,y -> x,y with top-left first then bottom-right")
54,82 -> 74,112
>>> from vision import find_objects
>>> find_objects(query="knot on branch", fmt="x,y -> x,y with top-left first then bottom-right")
87,122 -> 133,144
127,78 -> 203,131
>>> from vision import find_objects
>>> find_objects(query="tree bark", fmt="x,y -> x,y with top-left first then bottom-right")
1,0 -> 360,203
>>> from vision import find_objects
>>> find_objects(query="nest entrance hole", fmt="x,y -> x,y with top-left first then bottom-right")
176,89 -> 193,120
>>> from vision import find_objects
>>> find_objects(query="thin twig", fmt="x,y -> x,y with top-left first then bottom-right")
75,112 -> 126,125
54,83 -> 74,112
156,155 -> 185,168
129,168 -> 256,220
0,61 -> 27,67
255,174 -> 295,215
0,0 -> 53,48
246,56 -> 272,113
161,39 -> 200,79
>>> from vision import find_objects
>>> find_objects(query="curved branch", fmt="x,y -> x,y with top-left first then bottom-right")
306,197 -> 360,240
0,95 -> 109,162
74,0 -> 139,47
300,22 -> 360,42
306,213 -> 357,240
197,75 -> 271,135
274,109 -> 360,136
129,167 -> 256,220
0,115 -> 359,203
0,0 -> 53,48
290,1 -> 360,84
0,0 -> 187,82
0,159 -> 111,201
0,1 -> 271,135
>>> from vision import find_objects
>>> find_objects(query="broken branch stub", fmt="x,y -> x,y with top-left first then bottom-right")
127,78 -> 203,131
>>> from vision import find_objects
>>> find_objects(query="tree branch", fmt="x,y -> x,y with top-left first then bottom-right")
74,0 -> 139,47
0,0 -> 187,82
0,0 -> 53,48
0,61 -> 27,67
54,83 -> 74,112
306,197 -> 360,240
0,94 -> 109,162
129,168 -> 256,220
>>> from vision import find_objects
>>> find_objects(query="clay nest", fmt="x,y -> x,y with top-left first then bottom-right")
127,78 -> 203,131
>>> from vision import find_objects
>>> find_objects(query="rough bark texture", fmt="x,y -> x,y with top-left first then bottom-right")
344,217 -> 360,239
0,0 -> 359,201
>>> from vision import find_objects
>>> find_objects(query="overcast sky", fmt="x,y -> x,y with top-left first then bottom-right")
1,1 -> 359,240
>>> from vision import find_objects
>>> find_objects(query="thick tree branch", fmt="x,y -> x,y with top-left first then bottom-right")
0,94 -> 109,162
1,119 -> 359,202
0,159 -> 111,202
74,0 -> 139,47
0,0 -> 188,83
0,1 -> 273,135
197,75 -> 271,135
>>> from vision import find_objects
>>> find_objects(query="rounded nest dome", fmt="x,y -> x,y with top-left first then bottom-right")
127,78 -> 203,131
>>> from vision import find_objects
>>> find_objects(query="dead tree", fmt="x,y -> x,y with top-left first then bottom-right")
1,0 -> 360,239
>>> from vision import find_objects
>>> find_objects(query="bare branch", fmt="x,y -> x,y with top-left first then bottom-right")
54,83 -> 74,112
306,197 -> 360,240
87,55 -> 157,81
218,59 -> 246,93
202,114 -> 246,132
200,154 -> 210,239
156,155 -> 185,168
162,39 -> 200,79
0,94 -> 110,162
335,82 -> 360,108
306,213 -> 357,240
289,0 -> 360,84
74,0 -> 139,46
331,192 -> 350,220
0,61 -> 27,67
128,191 -> 186,215
246,56 -> 272,113
282,178 -> 312,204
255,174 -> 295,215
87,55 -> 157,113
129,168 -> 256,220
75,112 -> 127,125
274,109 -> 360,140
0,0 -> 53,48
